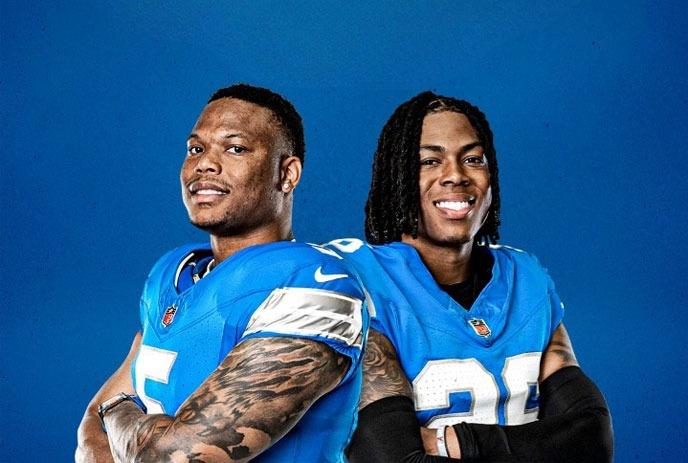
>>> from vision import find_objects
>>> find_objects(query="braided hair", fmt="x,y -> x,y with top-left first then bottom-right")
365,91 -> 500,245
208,83 -> 305,164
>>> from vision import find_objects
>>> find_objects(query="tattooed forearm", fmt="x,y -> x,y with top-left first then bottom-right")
359,329 -> 413,410
105,403 -> 174,463
104,337 -> 349,463
77,332 -> 141,463
540,323 -> 579,381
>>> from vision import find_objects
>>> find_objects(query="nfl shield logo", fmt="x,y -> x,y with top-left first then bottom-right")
161,305 -> 177,327
469,318 -> 491,338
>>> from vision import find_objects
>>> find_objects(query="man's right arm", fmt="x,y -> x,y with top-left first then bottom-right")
347,329 -> 459,462
75,332 -> 141,463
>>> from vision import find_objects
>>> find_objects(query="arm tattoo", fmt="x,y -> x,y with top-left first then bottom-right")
104,337 -> 350,463
547,324 -> 578,366
548,340 -> 577,364
541,323 -> 579,381
359,329 -> 413,410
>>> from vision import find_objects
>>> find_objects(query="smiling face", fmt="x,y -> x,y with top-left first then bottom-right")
180,97 -> 292,236
414,110 -> 492,247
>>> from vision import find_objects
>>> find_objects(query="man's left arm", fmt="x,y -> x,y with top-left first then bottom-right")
103,336 -> 350,463
437,324 -> 614,462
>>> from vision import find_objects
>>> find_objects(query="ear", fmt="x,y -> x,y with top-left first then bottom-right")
279,155 -> 302,194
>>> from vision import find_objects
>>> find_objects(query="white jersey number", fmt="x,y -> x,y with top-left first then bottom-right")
134,345 -> 178,414
413,353 -> 541,427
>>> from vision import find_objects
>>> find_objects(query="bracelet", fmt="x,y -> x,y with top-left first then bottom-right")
436,425 -> 449,457
98,393 -> 147,432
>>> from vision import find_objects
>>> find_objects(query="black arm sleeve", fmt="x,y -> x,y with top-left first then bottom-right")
346,396 -> 461,463
453,366 -> 614,463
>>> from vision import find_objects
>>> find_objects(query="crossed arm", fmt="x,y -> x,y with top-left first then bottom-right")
348,324 -> 611,462
424,324 -> 580,457
359,324 -> 577,412
76,332 -> 141,463
77,335 -> 349,463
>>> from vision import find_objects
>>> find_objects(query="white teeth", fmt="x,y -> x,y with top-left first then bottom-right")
436,201 -> 469,211
196,189 -> 226,195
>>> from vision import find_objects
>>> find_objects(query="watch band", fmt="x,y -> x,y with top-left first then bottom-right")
98,392 -> 147,432
436,425 -> 449,457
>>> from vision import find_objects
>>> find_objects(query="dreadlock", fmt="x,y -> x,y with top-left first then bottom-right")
365,91 -> 501,245
208,83 -> 305,164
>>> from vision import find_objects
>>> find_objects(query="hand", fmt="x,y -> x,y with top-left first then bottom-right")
420,426 -> 439,455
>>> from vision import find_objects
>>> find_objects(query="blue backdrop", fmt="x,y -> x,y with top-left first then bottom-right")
2,1 -> 686,461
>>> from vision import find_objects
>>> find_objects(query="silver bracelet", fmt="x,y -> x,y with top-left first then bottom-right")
436,425 -> 449,457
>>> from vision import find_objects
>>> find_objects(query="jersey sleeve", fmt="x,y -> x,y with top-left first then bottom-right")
529,251 -> 566,335
237,250 -> 369,382
138,290 -> 148,331
546,273 -> 565,334
323,238 -> 398,346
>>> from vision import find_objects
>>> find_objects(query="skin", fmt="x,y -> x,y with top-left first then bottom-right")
104,337 -> 348,463
181,97 -> 302,263
359,110 -> 578,459
77,97 -> 351,463
402,111 -> 492,285
75,333 -> 141,463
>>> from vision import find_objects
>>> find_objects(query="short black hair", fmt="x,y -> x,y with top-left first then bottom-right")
365,91 -> 501,245
208,84 -> 305,164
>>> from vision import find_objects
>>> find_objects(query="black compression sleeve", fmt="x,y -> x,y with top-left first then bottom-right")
452,366 -> 613,463
346,396 -> 461,463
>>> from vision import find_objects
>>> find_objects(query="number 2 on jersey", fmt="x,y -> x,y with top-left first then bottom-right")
414,353 -> 541,427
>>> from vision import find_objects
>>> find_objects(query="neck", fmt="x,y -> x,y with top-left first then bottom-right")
210,217 -> 292,264
401,234 -> 474,285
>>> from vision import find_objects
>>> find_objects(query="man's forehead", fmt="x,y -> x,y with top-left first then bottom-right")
420,111 -> 479,142
193,97 -> 276,134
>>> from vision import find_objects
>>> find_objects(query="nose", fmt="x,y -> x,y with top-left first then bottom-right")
439,159 -> 469,187
194,149 -> 222,174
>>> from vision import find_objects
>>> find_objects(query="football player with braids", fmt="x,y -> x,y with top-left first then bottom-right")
75,84 -> 369,463
328,91 -> 613,462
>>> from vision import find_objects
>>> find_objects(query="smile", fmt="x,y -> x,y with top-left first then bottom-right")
194,189 -> 227,196
432,196 -> 476,218
188,180 -> 230,204
434,200 -> 470,211
189,180 -> 230,196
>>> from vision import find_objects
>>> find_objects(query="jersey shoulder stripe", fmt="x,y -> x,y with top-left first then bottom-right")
243,287 -> 364,347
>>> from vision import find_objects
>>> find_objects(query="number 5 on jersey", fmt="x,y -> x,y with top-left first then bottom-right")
134,345 -> 177,414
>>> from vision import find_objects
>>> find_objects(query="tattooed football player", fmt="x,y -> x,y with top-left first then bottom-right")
76,84 -> 368,463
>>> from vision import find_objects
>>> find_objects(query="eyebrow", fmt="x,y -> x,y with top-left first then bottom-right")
419,141 -> 483,154
187,132 -> 247,142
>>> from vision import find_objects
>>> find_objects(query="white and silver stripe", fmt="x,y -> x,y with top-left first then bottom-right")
243,287 -> 364,347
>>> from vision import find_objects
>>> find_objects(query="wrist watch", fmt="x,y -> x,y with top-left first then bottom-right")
98,392 -> 148,432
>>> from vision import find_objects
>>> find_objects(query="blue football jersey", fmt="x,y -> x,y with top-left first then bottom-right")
325,238 -> 564,428
132,241 -> 369,463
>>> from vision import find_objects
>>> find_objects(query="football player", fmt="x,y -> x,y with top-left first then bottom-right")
330,92 -> 613,462
75,84 -> 368,463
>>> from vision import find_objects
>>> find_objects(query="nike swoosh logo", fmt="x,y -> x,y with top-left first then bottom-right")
314,266 -> 349,283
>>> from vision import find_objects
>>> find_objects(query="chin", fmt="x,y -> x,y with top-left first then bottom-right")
189,218 -> 219,232
429,234 -> 473,247
189,210 -> 230,232
422,223 -> 473,245
190,212 -> 262,237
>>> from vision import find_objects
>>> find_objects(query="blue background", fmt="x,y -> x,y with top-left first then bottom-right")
2,1 -> 686,461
